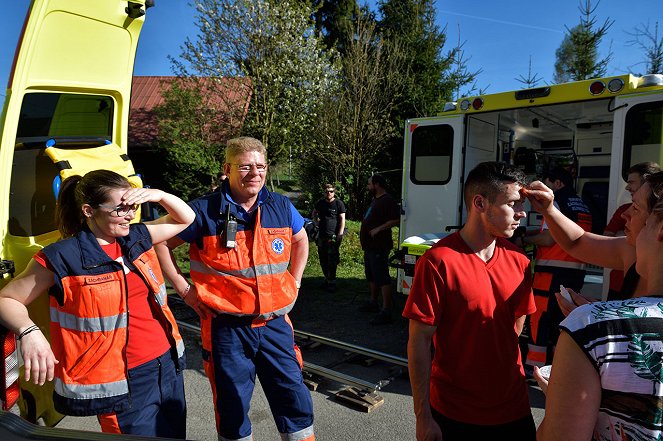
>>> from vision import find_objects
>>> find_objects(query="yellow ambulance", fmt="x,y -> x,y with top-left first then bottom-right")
0,0 -> 152,427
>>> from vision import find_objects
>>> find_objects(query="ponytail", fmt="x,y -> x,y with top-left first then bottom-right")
56,175 -> 84,238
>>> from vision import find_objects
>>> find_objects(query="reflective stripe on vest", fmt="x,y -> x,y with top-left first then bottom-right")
536,259 -> 587,270
54,377 -> 128,399
190,260 -> 290,279
50,308 -> 127,332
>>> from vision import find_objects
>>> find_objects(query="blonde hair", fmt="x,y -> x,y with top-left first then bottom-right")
224,137 -> 267,163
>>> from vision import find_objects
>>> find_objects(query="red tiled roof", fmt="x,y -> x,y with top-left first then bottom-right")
128,76 -> 252,148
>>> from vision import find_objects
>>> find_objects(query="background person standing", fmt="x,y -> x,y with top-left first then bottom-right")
312,184 -> 346,292
520,166 -> 592,370
359,174 -> 400,325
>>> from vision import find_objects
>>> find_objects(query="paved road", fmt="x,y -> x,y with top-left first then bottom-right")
56,326 -> 546,440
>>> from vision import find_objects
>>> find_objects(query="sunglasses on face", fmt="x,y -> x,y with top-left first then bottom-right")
97,203 -> 139,217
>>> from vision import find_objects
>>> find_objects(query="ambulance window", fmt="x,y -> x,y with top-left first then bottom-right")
410,124 -> 453,184
16,93 -> 113,141
622,100 -> 663,179
9,93 -> 114,237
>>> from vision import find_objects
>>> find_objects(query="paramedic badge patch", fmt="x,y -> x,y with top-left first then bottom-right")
271,238 -> 285,254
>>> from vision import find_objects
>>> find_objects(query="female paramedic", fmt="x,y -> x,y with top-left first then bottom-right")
0,169 -> 195,438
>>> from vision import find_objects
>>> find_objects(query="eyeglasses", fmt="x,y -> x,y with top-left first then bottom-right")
326,190 -> 335,193
231,163 -> 268,173
97,203 -> 139,217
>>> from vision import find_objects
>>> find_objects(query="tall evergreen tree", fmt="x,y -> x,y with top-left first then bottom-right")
311,0 -> 360,54
375,0 -> 478,191
553,0 -> 613,83
377,0 -> 456,118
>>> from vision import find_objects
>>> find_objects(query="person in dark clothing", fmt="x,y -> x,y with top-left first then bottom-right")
520,166 -> 592,368
312,184 -> 346,292
359,174 -> 400,325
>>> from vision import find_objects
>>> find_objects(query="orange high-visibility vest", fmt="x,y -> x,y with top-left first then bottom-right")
42,224 -> 184,416
187,191 -> 298,321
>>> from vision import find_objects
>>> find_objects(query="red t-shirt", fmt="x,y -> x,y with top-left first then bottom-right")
35,243 -> 170,369
403,232 -> 536,425
604,203 -> 630,235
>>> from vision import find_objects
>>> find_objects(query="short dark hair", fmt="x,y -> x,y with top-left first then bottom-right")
370,174 -> 387,189
464,162 -> 527,207
629,161 -> 661,179
543,166 -> 573,188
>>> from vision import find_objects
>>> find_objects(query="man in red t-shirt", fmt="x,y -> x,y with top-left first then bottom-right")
403,162 -> 536,441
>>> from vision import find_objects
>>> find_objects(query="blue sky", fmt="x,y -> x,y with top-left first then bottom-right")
1,0 -> 658,106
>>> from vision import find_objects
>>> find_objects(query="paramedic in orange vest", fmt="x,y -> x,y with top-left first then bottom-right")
519,166 -> 592,369
0,170 -> 194,438
155,136 -> 315,441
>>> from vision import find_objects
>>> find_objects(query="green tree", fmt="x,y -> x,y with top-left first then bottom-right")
311,0 -> 360,54
374,0 -> 479,192
377,0 -> 460,118
302,15 -> 407,218
553,0 -> 613,83
153,80 -> 230,201
626,21 -> 663,75
515,56 -> 544,88
173,0 -> 338,174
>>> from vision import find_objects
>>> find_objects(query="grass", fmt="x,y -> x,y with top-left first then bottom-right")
171,218 -> 398,287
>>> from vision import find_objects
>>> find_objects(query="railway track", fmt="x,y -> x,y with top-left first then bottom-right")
169,295 -> 409,411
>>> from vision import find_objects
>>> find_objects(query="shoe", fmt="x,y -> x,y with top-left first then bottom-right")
370,309 -> 393,325
358,301 -> 379,313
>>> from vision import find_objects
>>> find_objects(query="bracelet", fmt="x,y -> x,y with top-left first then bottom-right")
181,284 -> 191,299
295,280 -> 301,289
17,325 -> 40,341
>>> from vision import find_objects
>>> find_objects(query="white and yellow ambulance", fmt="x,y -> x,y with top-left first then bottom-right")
396,74 -> 663,296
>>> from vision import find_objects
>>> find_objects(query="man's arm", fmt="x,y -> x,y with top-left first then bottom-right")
515,315 -> 527,336
369,218 -> 400,238
408,319 -> 443,441
290,228 -> 309,285
154,237 -> 215,319
337,213 -> 346,237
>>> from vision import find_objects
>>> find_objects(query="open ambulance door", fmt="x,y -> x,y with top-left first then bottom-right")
602,90 -> 663,299
396,115 -> 464,294
0,0 -> 151,425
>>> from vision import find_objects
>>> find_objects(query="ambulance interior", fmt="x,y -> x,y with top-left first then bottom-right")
480,98 -> 620,233
467,97 -> 662,298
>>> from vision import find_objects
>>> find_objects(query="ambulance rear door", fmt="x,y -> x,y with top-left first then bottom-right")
0,0 -> 151,425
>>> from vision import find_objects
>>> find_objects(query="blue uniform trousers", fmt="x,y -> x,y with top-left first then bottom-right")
208,315 -> 314,441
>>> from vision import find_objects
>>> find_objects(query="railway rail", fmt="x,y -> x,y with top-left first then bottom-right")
169,296 -> 408,411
